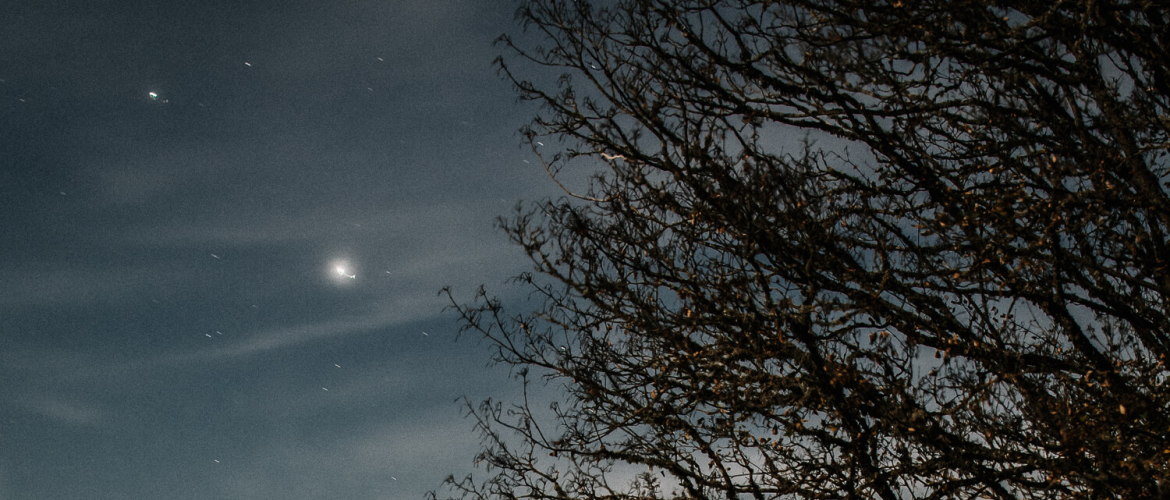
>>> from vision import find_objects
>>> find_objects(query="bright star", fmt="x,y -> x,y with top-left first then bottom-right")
328,258 -> 358,284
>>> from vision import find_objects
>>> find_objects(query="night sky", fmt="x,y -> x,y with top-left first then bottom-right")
1,1 -> 558,498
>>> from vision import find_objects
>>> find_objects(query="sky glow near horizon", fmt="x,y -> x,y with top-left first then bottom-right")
0,1 -> 557,499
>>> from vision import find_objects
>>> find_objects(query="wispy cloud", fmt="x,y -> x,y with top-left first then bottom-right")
165,296 -> 438,364
18,396 -> 107,427
117,200 -> 501,249
0,458 -> 9,500
216,417 -> 482,500
0,260 -> 190,309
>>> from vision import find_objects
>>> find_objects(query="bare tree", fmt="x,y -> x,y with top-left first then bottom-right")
440,1 -> 1170,499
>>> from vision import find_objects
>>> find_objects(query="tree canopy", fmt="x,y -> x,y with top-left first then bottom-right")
442,1 -> 1170,499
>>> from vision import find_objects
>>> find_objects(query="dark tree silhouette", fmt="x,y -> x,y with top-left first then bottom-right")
441,1 -> 1170,499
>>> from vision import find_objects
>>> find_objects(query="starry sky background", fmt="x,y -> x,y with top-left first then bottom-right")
0,1 -> 565,498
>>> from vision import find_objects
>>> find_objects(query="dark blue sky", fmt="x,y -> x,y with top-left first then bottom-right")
0,1 -> 559,498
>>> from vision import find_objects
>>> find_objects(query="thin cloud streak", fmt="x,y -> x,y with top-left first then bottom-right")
162,296 -> 438,364
0,261 -> 193,309
217,417 -> 483,500
17,396 -> 108,427
116,201 -> 501,249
